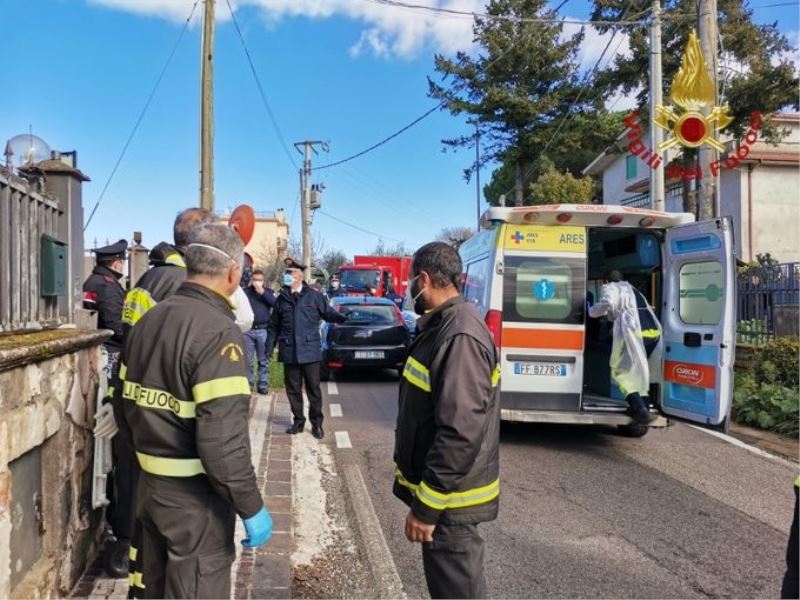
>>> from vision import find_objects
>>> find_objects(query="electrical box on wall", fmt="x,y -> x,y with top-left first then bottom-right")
40,235 -> 67,296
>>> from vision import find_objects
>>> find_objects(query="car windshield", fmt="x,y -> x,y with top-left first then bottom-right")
339,304 -> 397,325
340,269 -> 380,290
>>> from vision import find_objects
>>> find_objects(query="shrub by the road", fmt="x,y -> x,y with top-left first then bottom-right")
733,336 -> 799,436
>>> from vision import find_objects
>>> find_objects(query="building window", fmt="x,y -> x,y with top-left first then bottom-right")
625,155 -> 637,181
678,260 -> 724,325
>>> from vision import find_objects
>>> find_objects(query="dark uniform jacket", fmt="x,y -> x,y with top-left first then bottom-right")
121,243 -> 187,332
117,282 -> 262,519
394,296 -> 501,525
83,264 -> 125,350
266,283 -> 346,364
631,286 -> 661,356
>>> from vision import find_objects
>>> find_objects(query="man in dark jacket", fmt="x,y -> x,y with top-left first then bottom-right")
119,224 -> 271,598
83,239 -> 128,357
243,269 -> 276,394
100,209 -> 214,575
394,242 -> 500,600
266,258 -> 347,439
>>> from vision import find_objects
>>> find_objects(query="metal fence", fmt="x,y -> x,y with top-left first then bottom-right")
0,172 -> 68,332
620,183 -> 683,209
737,262 -> 800,344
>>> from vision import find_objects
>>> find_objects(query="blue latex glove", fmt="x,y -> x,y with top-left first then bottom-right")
242,506 -> 273,548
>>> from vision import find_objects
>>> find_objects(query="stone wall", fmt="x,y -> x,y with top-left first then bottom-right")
0,329 -> 110,599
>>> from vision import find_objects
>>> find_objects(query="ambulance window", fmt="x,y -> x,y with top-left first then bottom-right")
463,257 -> 490,314
678,260 -> 724,325
503,256 -> 585,324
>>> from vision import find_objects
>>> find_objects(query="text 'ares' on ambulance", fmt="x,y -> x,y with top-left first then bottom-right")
458,204 -> 735,437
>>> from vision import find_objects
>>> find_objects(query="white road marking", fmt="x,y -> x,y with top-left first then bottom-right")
327,380 -> 339,395
688,424 -> 797,467
335,430 -> 352,449
329,403 -> 343,418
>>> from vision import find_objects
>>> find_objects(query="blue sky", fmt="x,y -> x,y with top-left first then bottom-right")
2,0 -> 797,261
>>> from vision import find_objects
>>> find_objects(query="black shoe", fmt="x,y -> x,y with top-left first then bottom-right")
286,423 -> 305,434
257,388 -> 268,395
311,425 -> 324,440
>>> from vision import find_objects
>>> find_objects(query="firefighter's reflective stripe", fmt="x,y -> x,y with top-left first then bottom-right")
105,385 -> 115,400
403,357 -> 431,392
164,253 -> 185,267
123,381 -> 196,419
129,546 -> 138,561
119,363 -> 127,381
795,473 -> 800,487
192,376 -> 250,404
128,571 -> 145,589
640,329 -> 661,339
136,452 -> 206,477
491,365 -> 501,387
394,465 -> 500,510
122,288 -> 157,327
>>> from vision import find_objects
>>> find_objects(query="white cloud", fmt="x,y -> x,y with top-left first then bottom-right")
87,0 -> 632,69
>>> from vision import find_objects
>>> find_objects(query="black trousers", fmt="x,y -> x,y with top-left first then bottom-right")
422,523 -> 487,599
108,433 -> 140,540
128,475 -> 235,599
284,362 -> 323,428
781,485 -> 799,599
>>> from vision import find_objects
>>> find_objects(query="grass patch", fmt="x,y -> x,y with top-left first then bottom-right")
269,357 -> 285,390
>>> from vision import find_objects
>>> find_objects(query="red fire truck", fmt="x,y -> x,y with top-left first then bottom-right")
337,255 -> 412,297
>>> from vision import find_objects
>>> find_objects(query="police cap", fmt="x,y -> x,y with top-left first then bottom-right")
284,257 -> 307,271
92,239 -> 128,261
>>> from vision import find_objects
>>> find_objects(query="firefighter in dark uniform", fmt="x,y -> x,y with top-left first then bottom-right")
100,209 -> 214,578
119,223 -> 271,599
266,258 -> 347,439
83,239 -> 128,362
393,242 -> 500,599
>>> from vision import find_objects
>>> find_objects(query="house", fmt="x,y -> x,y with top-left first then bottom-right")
583,113 -> 800,263
215,208 -> 289,268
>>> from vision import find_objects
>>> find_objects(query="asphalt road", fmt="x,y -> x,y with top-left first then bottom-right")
320,369 -> 797,599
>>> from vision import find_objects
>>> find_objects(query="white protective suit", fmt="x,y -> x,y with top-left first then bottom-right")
231,285 -> 254,333
588,281 -> 650,396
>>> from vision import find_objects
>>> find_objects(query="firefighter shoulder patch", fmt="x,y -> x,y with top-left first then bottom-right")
220,342 -> 244,362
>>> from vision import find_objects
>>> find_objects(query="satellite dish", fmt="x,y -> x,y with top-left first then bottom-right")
228,204 -> 255,245
5,133 -> 52,168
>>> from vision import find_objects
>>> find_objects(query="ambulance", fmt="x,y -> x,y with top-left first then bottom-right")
458,204 -> 735,437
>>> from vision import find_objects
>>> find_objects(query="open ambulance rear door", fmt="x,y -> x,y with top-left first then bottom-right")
661,217 -> 736,430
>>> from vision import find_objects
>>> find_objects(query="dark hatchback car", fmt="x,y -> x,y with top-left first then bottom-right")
320,297 -> 410,380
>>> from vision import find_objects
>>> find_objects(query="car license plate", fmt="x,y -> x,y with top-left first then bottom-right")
354,351 -> 385,359
513,362 -> 567,376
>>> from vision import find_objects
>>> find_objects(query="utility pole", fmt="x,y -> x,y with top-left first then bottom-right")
698,0 -> 719,220
199,0 -> 215,211
649,0 -> 665,211
474,121 -> 481,229
294,140 -> 328,282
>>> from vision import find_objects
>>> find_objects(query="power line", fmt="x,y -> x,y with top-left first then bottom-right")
313,104 -> 441,171
224,0 -> 298,170
363,0 -> 650,25
316,209 -> 404,242
84,0 -> 200,230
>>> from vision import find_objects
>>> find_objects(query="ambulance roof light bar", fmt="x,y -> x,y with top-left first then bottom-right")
481,204 -> 695,229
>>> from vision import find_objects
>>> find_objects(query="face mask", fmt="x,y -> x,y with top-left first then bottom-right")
332,282 -> 340,290
283,274 -> 294,286
409,275 -> 426,315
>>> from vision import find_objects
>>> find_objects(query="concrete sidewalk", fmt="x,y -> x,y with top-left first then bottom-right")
71,392 -> 295,600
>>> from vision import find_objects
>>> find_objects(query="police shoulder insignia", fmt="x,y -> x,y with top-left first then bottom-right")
220,342 -> 244,362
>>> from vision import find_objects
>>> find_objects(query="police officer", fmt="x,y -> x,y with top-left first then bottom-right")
393,242 -> 500,599
266,258 -> 347,439
98,209 -> 215,578
83,239 -> 128,360
328,276 -> 346,299
119,224 -> 271,599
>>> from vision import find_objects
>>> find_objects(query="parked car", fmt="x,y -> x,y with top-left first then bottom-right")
320,297 -> 410,380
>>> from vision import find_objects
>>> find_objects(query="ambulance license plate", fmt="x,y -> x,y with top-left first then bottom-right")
514,362 -> 567,376
355,351 -> 384,359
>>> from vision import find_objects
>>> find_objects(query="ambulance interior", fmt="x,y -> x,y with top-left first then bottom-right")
582,228 -> 664,409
